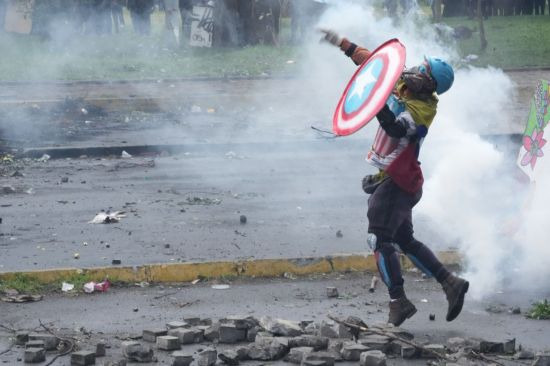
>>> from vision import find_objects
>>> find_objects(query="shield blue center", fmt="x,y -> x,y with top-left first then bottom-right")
344,58 -> 383,115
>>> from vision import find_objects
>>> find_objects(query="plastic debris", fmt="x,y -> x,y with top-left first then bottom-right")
62,282 -> 75,292
38,154 -> 50,162
211,284 -> 230,290
121,150 -> 132,158
83,280 -> 110,293
89,211 -> 126,224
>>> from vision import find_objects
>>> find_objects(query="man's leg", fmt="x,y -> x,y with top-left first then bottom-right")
395,222 -> 469,322
367,179 -> 419,326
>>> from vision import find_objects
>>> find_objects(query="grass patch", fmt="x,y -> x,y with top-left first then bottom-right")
443,15 -> 550,68
0,274 -> 44,294
526,299 -> 550,320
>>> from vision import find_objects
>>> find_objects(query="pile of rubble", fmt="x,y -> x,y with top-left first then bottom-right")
14,315 -> 549,365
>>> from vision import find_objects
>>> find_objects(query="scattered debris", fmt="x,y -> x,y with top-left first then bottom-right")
0,294 -> 43,303
240,215 -> 247,224
184,197 -> 221,206
429,314 -> 435,321
326,287 -> 339,298
1,185 -> 16,194
83,280 -> 110,294
211,285 -> 230,290
89,211 -> 126,224
117,151 -> 131,159
336,230 -> 343,238
61,282 -> 74,292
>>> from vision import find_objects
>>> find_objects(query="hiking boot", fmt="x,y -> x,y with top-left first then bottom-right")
441,274 -> 469,321
388,296 -> 417,326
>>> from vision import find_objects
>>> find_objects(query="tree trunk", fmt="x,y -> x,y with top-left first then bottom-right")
478,0 -> 488,51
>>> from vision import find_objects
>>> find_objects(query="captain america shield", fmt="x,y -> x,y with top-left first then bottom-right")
333,39 -> 406,136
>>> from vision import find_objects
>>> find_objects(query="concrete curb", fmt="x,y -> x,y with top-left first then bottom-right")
0,251 -> 463,285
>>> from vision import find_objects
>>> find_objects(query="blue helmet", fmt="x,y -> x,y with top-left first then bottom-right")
425,57 -> 454,95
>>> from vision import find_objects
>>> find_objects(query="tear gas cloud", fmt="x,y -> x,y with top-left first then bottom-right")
305,1 -> 548,299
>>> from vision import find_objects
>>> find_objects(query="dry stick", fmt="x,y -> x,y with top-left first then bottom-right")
327,315 -> 451,361
469,350 -> 506,366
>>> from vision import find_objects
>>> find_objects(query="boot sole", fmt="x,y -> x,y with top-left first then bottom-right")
446,280 -> 469,322
392,307 -> 417,327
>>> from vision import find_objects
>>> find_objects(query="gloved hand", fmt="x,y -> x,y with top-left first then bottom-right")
319,28 -> 343,47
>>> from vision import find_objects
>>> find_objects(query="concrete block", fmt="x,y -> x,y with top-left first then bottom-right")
302,351 -> 335,366
285,347 -> 314,364
143,329 -> 168,342
318,322 -> 338,338
183,317 -> 201,326
246,326 -> 259,342
340,342 -> 369,361
248,337 -> 290,361
222,315 -> 258,330
173,328 -> 204,344
95,343 -> 106,357
121,341 -> 141,357
259,316 -> 302,337
204,323 -> 220,342
24,348 -> 46,363
15,332 -> 29,346
29,333 -> 59,350
219,324 -> 247,343
235,346 -> 250,361
337,324 -> 353,339
157,335 -> 181,351
358,334 -> 390,352
197,348 -> 217,366
289,335 -> 329,351
167,321 -> 189,329
70,350 -> 96,365
218,349 -> 240,365
401,344 -> 417,359
25,340 -> 44,349
359,350 -> 386,366
533,353 -> 550,366
421,344 -> 446,358
326,287 -> 339,298
302,360 -> 330,366
171,351 -> 193,366
479,339 -> 515,354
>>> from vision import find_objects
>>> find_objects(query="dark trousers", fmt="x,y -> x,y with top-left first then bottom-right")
367,178 -> 449,299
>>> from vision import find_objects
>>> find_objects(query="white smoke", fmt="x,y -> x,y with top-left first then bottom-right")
305,1 -> 547,299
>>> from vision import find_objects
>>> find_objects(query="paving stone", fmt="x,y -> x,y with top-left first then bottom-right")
289,335 -> 329,351
25,340 -> 44,349
143,329 -> 168,342
400,344 -> 417,359
102,360 -> 127,366
95,343 -> 106,357
235,346 -> 250,361
318,321 -> 338,338
15,332 -> 29,346
171,351 -> 193,366
479,339 -> 515,354
197,348 -> 217,366
446,337 -> 466,351
248,337 -> 290,361
183,317 -> 201,326
337,324 -> 353,339
29,333 -> 59,350
254,331 -> 275,343
70,350 -> 96,365
223,315 -> 259,330
340,342 -> 370,361
421,344 -> 446,358
24,348 -> 46,363
171,328 -> 204,344
359,350 -> 387,366
533,353 -> 550,366
260,316 -> 302,337
302,351 -> 335,366
285,346 -> 314,364
219,324 -> 247,343
157,335 -> 181,351
204,323 -> 220,342
167,321 -> 189,329
218,349 -> 240,365
304,322 -> 319,335
246,326 -> 260,342
302,360 -> 329,366
514,349 -> 535,359
200,318 -> 213,326
122,342 -> 154,363
358,334 -> 391,352
326,287 -> 339,298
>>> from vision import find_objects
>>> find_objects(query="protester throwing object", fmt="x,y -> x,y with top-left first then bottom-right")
320,29 -> 469,327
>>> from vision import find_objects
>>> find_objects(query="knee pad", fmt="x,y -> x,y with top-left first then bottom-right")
374,241 -> 401,289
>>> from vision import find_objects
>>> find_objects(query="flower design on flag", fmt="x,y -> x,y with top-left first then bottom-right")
521,129 -> 547,170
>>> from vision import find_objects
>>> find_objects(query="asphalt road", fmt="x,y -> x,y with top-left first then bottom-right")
0,272 -> 548,365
